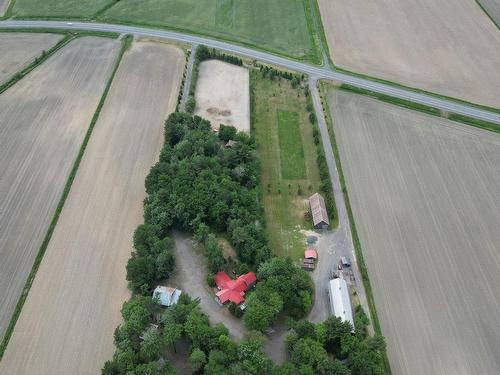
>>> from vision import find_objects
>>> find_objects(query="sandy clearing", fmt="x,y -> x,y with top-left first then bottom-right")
0,32 -> 63,84
317,0 -> 500,108
0,41 -> 184,375
329,90 -> 500,375
195,59 -> 250,132
0,36 -> 119,341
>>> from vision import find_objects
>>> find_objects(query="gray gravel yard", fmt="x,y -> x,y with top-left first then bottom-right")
329,90 -> 500,375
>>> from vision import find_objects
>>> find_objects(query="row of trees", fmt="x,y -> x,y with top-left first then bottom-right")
285,315 -> 386,375
104,292 -> 384,375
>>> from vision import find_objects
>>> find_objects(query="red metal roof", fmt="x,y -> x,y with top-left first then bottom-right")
215,271 -> 232,290
216,289 -> 245,305
238,272 -> 257,286
304,249 -> 317,259
214,271 -> 256,305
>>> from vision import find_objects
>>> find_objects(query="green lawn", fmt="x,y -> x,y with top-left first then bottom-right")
10,0 -> 319,62
10,0 -> 112,18
277,110 -> 307,179
252,71 -> 322,260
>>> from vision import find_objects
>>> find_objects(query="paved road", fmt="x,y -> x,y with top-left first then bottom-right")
178,44 -> 197,112
0,20 -> 499,125
307,79 -> 373,334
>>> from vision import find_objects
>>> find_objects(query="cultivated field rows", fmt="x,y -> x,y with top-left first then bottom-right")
0,32 -> 63,84
195,59 -> 250,132
329,90 -> 500,374
0,36 -> 120,341
0,40 -> 184,374
318,0 -> 500,108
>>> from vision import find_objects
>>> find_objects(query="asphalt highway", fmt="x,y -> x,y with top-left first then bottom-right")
1,20 -> 499,125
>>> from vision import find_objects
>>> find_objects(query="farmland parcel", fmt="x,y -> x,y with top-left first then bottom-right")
0,33 -> 63,84
0,0 -> 9,16
328,90 -> 500,375
10,0 -> 317,61
0,41 -> 184,374
0,36 -> 119,342
195,60 -> 250,132
317,0 -> 500,108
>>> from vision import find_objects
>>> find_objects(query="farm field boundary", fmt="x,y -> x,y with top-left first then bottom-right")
318,81 -> 391,373
475,0 -> 500,29
0,35 -> 131,361
339,83 -> 500,134
0,33 -> 72,94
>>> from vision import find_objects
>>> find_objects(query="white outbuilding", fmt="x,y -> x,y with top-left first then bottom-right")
153,286 -> 182,307
328,278 -> 354,330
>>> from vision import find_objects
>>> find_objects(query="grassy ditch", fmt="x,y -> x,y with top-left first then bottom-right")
448,113 -> 500,134
0,34 -> 133,361
318,81 -> 391,373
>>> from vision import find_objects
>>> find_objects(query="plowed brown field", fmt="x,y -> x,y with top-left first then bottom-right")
329,90 -> 500,374
0,32 -> 63,84
318,0 -> 500,108
0,41 -> 184,375
0,36 -> 119,341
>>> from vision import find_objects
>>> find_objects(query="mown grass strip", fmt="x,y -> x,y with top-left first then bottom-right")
0,34 -> 132,361
277,110 -> 307,180
318,81 -> 392,374
0,33 -> 74,95
340,83 -> 441,116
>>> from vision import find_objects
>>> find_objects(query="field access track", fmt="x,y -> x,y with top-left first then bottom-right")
0,33 -> 63,85
318,0 -> 500,108
0,36 -> 119,341
0,40 -> 184,375
329,90 -> 500,375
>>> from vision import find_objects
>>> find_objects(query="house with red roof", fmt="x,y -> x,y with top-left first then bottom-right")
214,271 -> 256,305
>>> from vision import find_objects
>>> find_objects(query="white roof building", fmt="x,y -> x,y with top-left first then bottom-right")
153,286 -> 182,307
328,278 -> 354,330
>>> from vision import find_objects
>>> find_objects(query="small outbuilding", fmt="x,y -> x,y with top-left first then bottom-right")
309,193 -> 329,229
328,278 -> 354,331
304,249 -> 317,260
153,286 -> 182,307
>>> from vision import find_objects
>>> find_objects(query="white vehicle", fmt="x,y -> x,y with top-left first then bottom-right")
66,22 -> 73,26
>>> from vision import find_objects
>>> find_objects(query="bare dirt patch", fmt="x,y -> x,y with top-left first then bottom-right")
0,41 -> 184,375
0,36 -> 119,342
0,32 -> 63,84
318,0 -> 500,107
329,90 -> 500,374
195,59 -> 250,132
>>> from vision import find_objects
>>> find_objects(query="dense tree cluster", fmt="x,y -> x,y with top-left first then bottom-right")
144,112 -> 271,265
286,316 -> 386,375
245,258 -> 312,332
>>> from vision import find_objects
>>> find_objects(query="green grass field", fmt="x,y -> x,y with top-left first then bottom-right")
252,71 -> 322,260
101,0 -> 317,60
9,0 -> 318,61
9,0 -> 112,18
277,110 -> 307,179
